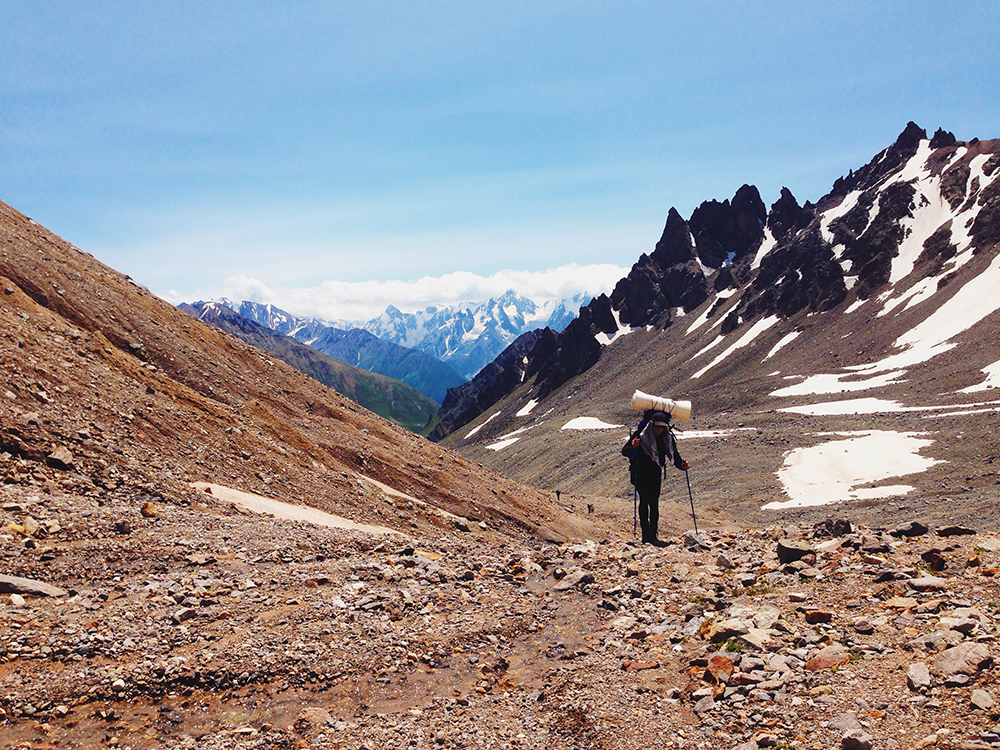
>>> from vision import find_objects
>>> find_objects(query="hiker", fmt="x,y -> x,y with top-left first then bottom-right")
622,410 -> 689,546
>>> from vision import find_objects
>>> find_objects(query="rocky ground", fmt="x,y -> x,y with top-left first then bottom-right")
1,477 -> 999,750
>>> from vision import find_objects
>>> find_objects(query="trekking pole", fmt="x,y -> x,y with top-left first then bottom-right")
632,482 -> 638,539
684,468 -> 699,536
632,445 -> 638,539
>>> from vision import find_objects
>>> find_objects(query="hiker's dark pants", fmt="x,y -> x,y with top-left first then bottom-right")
636,469 -> 662,542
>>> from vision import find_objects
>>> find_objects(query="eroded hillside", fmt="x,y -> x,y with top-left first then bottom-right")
0,198 -> 592,543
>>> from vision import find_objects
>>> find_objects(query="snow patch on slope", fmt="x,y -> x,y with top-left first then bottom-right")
596,308 -> 634,346
516,399 -> 539,417
561,417 -> 622,431
464,411 -> 501,439
764,430 -> 943,509
691,316 -> 779,379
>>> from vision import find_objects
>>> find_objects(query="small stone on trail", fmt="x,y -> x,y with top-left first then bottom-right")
890,521 -> 928,538
971,688 -> 995,711
935,524 -> 976,537
172,607 -> 197,624
692,695 -> 715,714
682,531 -> 711,550
907,575 -> 948,592
295,707 -> 334,730
804,609 -> 833,624
705,654 -> 734,683
46,445 -> 75,470
805,644 -> 850,672
852,617 -> 874,634
552,569 -> 594,591
841,728 -> 874,750
906,661 -> 931,692
883,596 -> 918,610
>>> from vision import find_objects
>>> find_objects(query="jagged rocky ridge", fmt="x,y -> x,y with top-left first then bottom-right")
432,123 -> 1000,440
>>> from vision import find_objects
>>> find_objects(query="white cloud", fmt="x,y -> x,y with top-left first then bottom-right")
162,263 -> 629,324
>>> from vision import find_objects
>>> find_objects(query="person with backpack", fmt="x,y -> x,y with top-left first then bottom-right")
622,410 -> 689,546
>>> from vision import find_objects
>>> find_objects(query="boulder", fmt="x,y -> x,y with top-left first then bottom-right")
776,539 -> 814,564
889,521 -> 928,538
931,642 -> 992,678
0,574 -> 68,597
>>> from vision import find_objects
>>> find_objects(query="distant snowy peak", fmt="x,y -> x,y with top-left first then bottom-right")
363,290 -> 594,379
199,288 -> 597,382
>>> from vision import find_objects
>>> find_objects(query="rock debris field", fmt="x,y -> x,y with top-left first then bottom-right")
2,482 -> 1000,750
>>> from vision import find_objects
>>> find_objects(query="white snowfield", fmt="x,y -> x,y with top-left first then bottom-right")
763,431 -> 943,510
561,417 -> 623,431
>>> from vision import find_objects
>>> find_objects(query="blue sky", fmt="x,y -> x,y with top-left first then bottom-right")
3,2 -> 999,321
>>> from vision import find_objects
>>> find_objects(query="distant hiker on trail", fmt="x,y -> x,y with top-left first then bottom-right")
622,410 -> 689,546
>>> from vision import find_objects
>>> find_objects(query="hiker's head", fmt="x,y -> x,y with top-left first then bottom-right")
650,411 -> 670,433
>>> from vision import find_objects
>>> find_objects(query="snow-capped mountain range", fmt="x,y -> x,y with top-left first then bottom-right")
207,290 -> 592,384
363,291 -> 591,379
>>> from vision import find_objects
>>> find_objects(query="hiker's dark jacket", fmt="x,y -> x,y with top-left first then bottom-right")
622,424 -> 685,486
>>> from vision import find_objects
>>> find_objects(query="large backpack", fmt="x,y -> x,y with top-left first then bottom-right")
626,411 -> 653,485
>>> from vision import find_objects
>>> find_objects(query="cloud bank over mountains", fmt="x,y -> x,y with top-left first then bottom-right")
165,263 -> 628,325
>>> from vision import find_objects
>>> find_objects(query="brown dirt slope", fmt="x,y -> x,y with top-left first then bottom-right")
0,198 -> 596,543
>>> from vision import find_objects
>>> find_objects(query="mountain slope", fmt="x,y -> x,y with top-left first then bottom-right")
0,198 -> 593,542
180,301 -> 441,434
441,123 -> 1000,530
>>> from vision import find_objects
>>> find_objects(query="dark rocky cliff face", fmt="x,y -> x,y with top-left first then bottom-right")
744,218 -> 848,320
